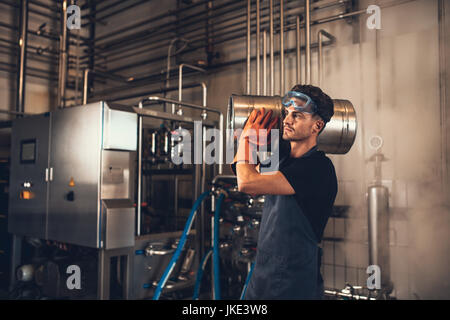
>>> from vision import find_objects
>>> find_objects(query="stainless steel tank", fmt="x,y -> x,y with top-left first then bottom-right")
368,185 -> 392,292
228,95 -> 357,154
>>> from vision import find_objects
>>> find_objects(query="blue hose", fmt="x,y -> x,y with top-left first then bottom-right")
192,249 -> 213,300
153,191 -> 210,300
213,193 -> 225,300
240,262 -> 255,300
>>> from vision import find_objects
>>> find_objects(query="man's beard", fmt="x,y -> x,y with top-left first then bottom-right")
282,128 -> 311,141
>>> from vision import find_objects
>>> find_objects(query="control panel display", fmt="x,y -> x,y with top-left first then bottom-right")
20,139 -> 36,164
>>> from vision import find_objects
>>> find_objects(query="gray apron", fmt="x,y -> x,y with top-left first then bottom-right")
245,146 -> 324,300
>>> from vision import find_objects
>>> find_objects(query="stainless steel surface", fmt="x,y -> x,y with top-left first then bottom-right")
47,103 -> 103,247
368,185 -> 391,290
228,96 -> 357,154
101,150 -> 134,200
246,0 -> 251,94
103,107 -> 138,151
280,0 -> 285,95
8,114 -> 50,239
317,99 -> 357,154
269,0 -> 274,96
228,95 -> 283,132
296,16 -> 301,84
9,101 -> 137,248
256,0 -> 260,95
83,69 -> 89,105
16,0 -> 28,114
103,199 -> 135,249
317,30 -> 336,87
305,0 -> 311,84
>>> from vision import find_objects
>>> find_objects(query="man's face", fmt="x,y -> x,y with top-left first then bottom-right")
282,103 -> 321,141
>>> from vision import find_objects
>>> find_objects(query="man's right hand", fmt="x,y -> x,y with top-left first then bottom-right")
240,107 -> 279,146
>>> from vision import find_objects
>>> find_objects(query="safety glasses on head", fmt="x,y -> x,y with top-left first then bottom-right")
282,91 -> 318,115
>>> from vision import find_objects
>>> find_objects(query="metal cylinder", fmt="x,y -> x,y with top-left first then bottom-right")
317,99 -> 358,154
228,95 -> 283,133
368,185 -> 392,291
228,95 -> 357,155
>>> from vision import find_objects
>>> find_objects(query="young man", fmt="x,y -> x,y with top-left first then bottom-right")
232,85 -> 338,299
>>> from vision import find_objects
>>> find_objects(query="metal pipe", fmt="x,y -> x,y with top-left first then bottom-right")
0,109 -> 32,116
318,30 -> 336,87
305,0 -> 311,84
256,0 -> 260,95
201,82 -> 207,107
95,38 -> 335,102
16,0 -> 29,114
246,0 -> 251,94
137,101 -> 143,237
103,8 -> 333,75
263,30 -> 267,95
147,96 -> 223,174
296,16 -> 301,85
79,0 -> 343,62
318,31 -> 322,87
269,0 -> 274,95
83,68 -> 90,105
57,0 -> 68,108
280,0 -> 285,95
178,63 -> 206,114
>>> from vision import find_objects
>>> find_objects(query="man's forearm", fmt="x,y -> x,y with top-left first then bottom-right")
234,138 -> 259,192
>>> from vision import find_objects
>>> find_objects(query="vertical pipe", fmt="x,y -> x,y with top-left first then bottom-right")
368,185 -> 391,291
256,0 -> 260,95
58,0 -> 68,108
318,31 -> 323,87
263,30 -> 267,95
280,0 -> 284,95
438,0 -> 448,199
83,69 -> 89,105
270,0 -> 274,96
246,0 -> 251,95
305,0 -> 311,84
179,64 -> 183,115
16,0 -> 29,114
296,16 -> 301,85
201,83 -> 207,261
219,113 -> 224,175
137,102 -> 143,236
